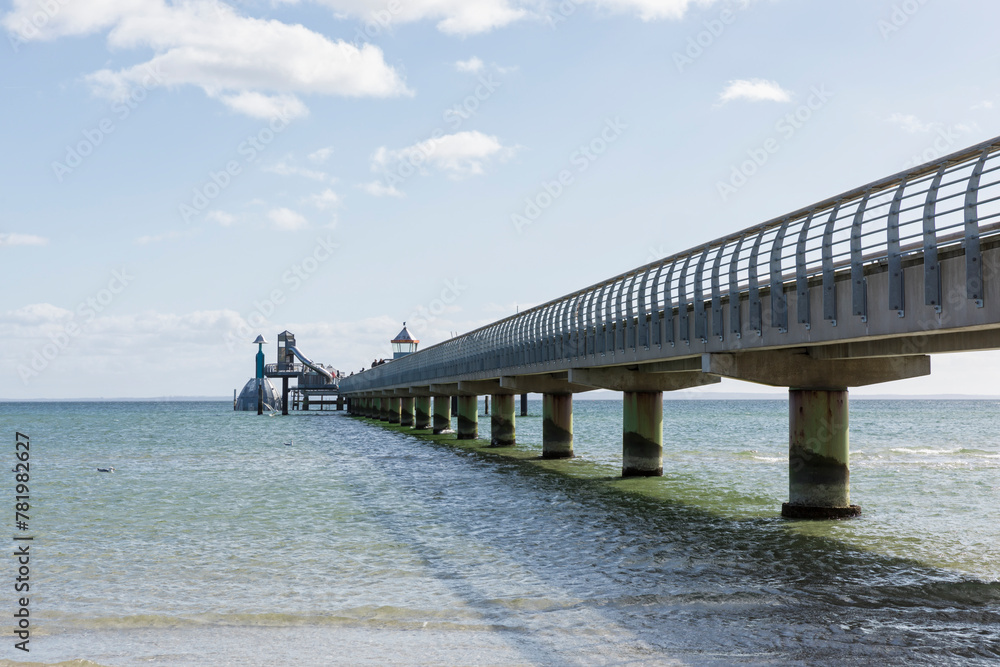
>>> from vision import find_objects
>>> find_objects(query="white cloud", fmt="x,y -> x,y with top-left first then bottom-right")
301,0 -> 714,35
0,233 -> 47,247
972,101 -> 994,111
307,189 -> 342,210
3,1 -> 410,118
370,131 -> 519,178
359,181 -> 405,198
717,78 -> 792,104
4,303 -> 72,324
308,147 -> 335,163
575,0 -> 708,21
135,230 -> 191,245
264,157 -> 329,181
307,0 -> 528,35
888,113 -> 934,133
206,210 -> 238,226
455,57 -> 485,73
215,91 -> 309,121
268,207 -> 309,231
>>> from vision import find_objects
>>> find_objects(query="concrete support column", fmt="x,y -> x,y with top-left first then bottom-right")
414,396 -> 432,429
375,397 -> 384,421
520,393 -> 528,416
783,389 -> 860,519
387,397 -> 401,424
490,394 -> 516,447
400,397 -> 414,427
483,395 -> 490,415
456,395 -> 478,440
433,396 -> 453,434
542,393 -> 573,459
622,391 -> 663,477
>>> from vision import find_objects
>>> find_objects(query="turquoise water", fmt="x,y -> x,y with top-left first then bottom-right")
1,399 -> 999,665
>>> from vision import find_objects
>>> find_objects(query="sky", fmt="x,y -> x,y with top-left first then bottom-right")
2,0 -> 1000,399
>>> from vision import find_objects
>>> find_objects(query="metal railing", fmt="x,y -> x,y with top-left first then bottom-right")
265,363 -> 304,374
341,135 -> 1000,394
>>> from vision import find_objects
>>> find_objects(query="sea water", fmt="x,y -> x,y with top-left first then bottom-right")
0,399 -> 998,665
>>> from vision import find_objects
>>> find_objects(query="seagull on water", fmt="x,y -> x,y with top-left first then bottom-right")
97,467 -> 115,473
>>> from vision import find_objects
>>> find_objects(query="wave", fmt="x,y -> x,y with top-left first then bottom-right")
889,447 -> 1000,457
40,607 -> 526,633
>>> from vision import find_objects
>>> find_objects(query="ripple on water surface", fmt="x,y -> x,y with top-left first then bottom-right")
3,400 -> 1000,665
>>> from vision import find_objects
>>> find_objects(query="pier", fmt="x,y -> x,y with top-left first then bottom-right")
236,330 -> 343,413
340,135 -> 1000,519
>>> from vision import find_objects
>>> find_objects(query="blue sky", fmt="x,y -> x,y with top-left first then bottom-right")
3,0 -> 1000,398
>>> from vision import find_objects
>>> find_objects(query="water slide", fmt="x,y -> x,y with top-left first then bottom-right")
286,345 -> 334,381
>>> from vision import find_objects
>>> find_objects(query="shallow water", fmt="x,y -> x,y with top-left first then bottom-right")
1,400 -> 998,665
